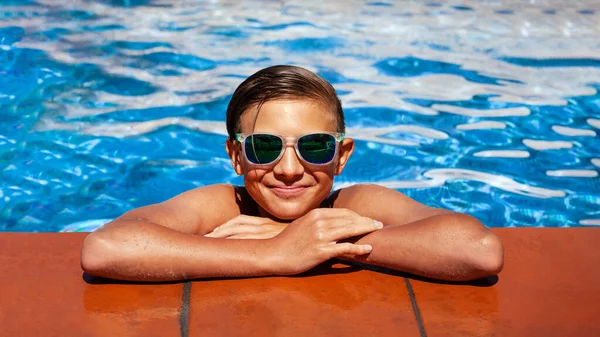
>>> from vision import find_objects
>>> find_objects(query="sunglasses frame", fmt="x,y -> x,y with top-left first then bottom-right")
235,132 -> 345,166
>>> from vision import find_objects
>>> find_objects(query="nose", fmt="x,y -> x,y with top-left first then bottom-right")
272,145 -> 304,180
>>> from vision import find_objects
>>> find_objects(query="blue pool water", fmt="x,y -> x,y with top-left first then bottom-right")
1,0 -> 599,232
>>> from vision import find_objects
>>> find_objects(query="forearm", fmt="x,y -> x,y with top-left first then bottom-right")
81,219 -> 274,282
346,213 -> 504,281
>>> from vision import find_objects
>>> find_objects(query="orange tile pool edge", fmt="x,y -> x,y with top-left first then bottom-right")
410,228 -> 600,337
0,228 -> 599,337
0,233 -> 184,337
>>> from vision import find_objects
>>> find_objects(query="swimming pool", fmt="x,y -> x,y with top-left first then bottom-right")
1,0 -> 599,232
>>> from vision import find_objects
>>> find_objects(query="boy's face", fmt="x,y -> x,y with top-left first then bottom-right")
226,99 -> 354,221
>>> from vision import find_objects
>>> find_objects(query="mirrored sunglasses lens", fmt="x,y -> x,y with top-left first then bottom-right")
245,134 -> 283,164
298,134 -> 336,164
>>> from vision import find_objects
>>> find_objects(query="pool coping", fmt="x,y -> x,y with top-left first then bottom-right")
1,228 -> 599,336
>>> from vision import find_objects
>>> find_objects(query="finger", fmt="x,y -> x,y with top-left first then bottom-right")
307,208 -> 359,221
317,217 -> 383,242
338,254 -> 355,260
322,242 -> 373,258
216,215 -> 265,231
225,233 -> 273,240
205,224 -> 264,238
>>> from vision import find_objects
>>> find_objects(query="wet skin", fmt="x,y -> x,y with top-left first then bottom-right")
80,99 -> 504,282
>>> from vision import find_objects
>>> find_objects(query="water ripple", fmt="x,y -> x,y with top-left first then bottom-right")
138,52 -> 216,71
473,150 -> 530,158
433,104 -> 530,117
499,57 -> 600,68
375,57 -> 519,85
335,168 -> 566,199
546,170 -> 598,178
456,121 -> 507,130
552,125 -> 597,137
2,0 -> 600,230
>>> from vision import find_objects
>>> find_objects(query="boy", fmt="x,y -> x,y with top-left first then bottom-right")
81,65 -> 503,281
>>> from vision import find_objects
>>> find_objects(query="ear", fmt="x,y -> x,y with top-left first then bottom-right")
334,138 -> 354,175
226,138 -> 244,176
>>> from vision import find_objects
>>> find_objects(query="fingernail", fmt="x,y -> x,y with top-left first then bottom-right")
374,220 -> 383,229
364,245 -> 373,252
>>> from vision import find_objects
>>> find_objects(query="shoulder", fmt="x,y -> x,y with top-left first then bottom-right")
120,184 -> 254,234
327,183 -> 412,206
178,184 -> 257,216
173,183 -> 241,203
326,184 -> 448,225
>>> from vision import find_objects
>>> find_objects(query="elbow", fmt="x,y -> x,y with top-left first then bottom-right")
452,214 -> 504,279
80,233 -> 113,276
452,214 -> 504,277
473,232 -> 504,276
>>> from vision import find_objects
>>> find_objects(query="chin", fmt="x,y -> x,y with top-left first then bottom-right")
252,185 -> 331,220
265,192 -> 330,220
266,203 -> 314,221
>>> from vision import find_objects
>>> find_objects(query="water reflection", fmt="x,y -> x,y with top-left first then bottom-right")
1,0 -> 599,231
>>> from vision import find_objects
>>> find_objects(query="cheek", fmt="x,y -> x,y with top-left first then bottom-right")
309,167 -> 336,185
243,166 -> 266,182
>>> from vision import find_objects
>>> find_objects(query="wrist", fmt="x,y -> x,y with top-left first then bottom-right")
255,238 -> 283,276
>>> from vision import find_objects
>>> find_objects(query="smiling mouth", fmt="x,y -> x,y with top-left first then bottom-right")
269,186 -> 309,198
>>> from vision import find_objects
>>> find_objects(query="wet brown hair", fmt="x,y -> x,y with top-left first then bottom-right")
225,65 -> 345,140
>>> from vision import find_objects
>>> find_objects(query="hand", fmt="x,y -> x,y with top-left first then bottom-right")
266,208 -> 383,275
204,215 -> 288,239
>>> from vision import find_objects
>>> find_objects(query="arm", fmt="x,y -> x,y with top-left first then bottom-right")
82,219 -> 278,281
80,185 -> 276,281
81,185 -> 377,281
331,184 -> 504,281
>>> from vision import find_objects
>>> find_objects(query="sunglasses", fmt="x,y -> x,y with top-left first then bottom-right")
235,132 -> 345,165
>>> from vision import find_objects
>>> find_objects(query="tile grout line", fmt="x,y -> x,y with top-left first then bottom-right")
405,278 -> 427,337
179,281 -> 191,337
